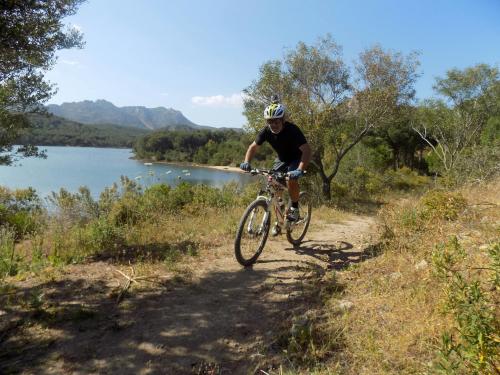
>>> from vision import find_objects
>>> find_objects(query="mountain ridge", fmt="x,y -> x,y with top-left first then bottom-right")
46,99 -> 203,130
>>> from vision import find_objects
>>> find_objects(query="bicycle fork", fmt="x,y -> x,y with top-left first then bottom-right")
247,202 -> 270,236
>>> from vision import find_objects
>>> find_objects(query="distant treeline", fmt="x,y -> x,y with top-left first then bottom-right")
18,113 -> 149,148
133,128 -> 273,166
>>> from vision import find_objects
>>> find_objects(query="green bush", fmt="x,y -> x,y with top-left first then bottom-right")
166,182 -> 194,211
432,239 -> 500,374
48,187 -> 99,225
0,226 -> 18,278
0,187 -> 43,238
84,218 -> 124,254
108,193 -> 142,226
383,167 -> 431,191
143,184 -> 172,212
420,190 -> 467,221
191,183 -> 238,209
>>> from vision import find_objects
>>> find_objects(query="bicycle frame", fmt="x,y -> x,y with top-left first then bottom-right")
249,169 -> 294,231
235,168 -> 311,266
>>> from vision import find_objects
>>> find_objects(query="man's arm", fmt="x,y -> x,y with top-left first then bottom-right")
244,141 -> 260,163
298,143 -> 311,171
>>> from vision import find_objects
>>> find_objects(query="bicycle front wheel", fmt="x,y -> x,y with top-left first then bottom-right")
286,191 -> 312,246
234,199 -> 270,266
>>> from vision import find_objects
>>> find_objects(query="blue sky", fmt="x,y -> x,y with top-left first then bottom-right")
46,0 -> 500,128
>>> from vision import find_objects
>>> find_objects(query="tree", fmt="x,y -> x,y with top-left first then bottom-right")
243,36 -> 420,199
413,64 -> 499,173
0,0 -> 85,165
366,105 -> 428,171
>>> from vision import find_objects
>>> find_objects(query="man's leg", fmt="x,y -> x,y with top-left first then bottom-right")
287,159 -> 301,221
287,179 -> 300,203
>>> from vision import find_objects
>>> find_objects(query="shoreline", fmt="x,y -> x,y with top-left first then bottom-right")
134,158 -> 245,174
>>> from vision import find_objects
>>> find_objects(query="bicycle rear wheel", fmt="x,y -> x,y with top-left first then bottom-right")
286,191 -> 312,246
234,199 -> 270,266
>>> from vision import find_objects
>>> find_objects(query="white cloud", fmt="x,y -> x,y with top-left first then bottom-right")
191,93 -> 247,108
160,92 -> 169,96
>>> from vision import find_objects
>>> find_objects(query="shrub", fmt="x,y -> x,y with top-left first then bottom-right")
420,190 -> 467,221
383,167 -> 431,191
0,226 -> 18,278
142,184 -> 172,212
48,187 -> 99,225
84,218 -> 124,254
167,182 -> 194,211
190,183 -> 238,209
0,187 -> 43,238
108,194 -> 142,226
449,145 -> 500,185
432,239 -> 500,374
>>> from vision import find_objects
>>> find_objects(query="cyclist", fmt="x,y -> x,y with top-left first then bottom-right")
240,99 -> 311,224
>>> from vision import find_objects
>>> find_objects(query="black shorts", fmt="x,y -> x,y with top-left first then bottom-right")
272,159 -> 300,173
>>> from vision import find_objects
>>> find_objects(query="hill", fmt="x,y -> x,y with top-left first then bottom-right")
46,99 -> 202,130
18,113 -> 150,148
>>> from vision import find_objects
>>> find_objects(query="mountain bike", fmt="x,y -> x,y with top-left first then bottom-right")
234,168 -> 312,267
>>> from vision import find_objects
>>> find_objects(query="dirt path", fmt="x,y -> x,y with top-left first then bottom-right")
1,214 -> 378,374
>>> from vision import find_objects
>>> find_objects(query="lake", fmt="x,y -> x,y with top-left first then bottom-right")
0,146 -> 253,198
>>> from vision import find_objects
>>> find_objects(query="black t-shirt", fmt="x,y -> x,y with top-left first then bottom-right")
255,121 -> 307,162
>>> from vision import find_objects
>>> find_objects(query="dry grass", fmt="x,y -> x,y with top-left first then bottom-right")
285,179 -> 500,374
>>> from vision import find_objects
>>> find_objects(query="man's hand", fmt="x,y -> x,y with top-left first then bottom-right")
288,169 -> 304,179
240,161 -> 252,172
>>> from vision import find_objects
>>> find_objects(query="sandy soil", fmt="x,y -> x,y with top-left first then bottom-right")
0,214 -> 378,374
138,159 -> 244,174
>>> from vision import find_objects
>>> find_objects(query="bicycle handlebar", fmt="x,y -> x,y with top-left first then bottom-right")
248,168 -> 307,178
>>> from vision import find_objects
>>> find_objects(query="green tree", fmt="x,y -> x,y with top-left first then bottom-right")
0,0 -> 85,164
414,64 -> 499,173
364,104 -> 428,171
244,36 -> 420,199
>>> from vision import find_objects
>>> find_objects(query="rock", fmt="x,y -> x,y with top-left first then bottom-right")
338,299 -> 354,311
415,260 -> 428,270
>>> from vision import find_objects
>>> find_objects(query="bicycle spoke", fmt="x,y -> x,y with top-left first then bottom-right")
235,199 -> 270,266
286,192 -> 312,246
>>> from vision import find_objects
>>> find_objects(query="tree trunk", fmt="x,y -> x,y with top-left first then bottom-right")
322,180 -> 331,201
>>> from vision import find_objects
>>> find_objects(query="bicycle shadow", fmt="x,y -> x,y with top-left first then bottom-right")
282,239 -> 382,271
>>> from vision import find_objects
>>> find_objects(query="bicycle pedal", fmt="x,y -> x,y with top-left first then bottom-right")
271,225 -> 281,236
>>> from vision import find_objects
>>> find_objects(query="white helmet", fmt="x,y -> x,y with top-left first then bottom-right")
264,103 -> 285,120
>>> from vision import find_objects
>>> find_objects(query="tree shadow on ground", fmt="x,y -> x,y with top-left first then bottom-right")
0,261 -> 325,374
91,240 -> 199,264
0,233 -> 381,374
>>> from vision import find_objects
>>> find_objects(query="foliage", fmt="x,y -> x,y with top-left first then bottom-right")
420,190 -> 467,221
324,140 -> 431,202
243,35 -> 421,199
432,239 -> 500,374
17,113 -> 149,148
414,64 -> 499,175
0,0 -> 85,164
0,226 -> 17,278
48,186 -> 100,225
134,128 -> 273,166
0,186 -> 43,237
0,178 -> 259,274
279,317 -> 338,367
364,106 -> 428,171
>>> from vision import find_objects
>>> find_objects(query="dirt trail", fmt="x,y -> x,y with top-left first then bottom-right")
1,214 -> 378,375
